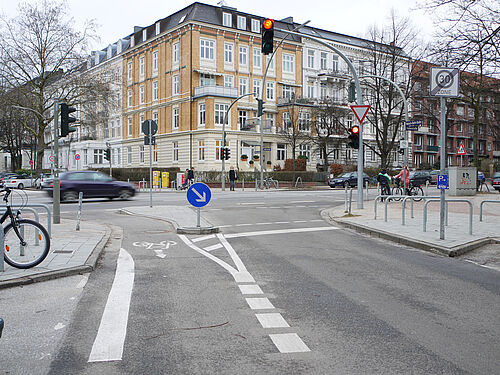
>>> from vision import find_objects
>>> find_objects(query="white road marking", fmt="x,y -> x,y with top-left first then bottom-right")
192,234 -> 216,243
274,221 -> 290,224
76,274 -> 89,289
88,248 -> 135,363
255,313 -> 290,328
246,297 -> 275,310
204,243 -> 223,252
235,223 -> 253,226
217,234 -> 247,272
310,219 -> 324,222
239,202 -> 265,205
293,220 -> 308,223
269,333 -> 311,353
154,250 -> 166,258
238,285 -> 263,295
290,200 -> 315,203
224,226 -> 338,239
294,205 -> 307,208
54,323 -> 66,331
255,222 -> 273,225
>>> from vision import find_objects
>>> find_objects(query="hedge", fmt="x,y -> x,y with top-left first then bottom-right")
95,167 -> 181,181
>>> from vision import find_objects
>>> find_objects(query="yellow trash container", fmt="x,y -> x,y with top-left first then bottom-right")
161,172 -> 170,188
153,171 -> 161,187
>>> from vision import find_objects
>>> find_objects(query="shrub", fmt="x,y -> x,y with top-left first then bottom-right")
284,158 -> 306,171
329,163 -> 343,176
241,154 -> 248,160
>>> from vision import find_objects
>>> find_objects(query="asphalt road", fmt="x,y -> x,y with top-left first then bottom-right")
1,188 -> 499,374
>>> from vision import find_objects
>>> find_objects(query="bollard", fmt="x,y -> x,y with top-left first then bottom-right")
344,185 -> 348,212
76,192 -> 83,231
242,178 -> 245,191
348,188 -> 353,214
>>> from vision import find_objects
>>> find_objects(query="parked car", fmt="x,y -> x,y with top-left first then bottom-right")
491,172 -> 500,192
409,170 -> 431,186
34,173 -> 53,189
0,173 -> 18,187
3,174 -> 33,189
328,172 -> 370,188
46,171 -> 136,201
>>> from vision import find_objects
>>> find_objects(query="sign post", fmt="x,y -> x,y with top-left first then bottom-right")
457,142 -> 467,167
430,67 -> 459,240
142,120 -> 158,208
186,183 -> 212,228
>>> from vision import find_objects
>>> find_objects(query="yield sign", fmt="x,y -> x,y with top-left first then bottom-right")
457,142 -> 467,156
350,105 -> 371,124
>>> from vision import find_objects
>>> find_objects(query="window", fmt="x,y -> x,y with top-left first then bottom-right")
239,110 -> 247,128
307,50 -> 315,68
320,84 -> 327,99
139,56 -> 145,79
200,73 -> 215,87
173,42 -> 179,64
152,81 -> 158,101
282,85 -> 294,99
253,79 -> 262,98
153,111 -> 158,127
128,117 -> 132,137
224,43 -> 233,64
347,115 -> 353,128
127,89 -> 133,107
200,39 -> 215,60
239,77 -> 248,96
83,149 -> 88,165
239,46 -> 248,66
299,144 -> 310,160
237,16 -> 246,30
307,82 -> 314,98
266,113 -> 275,129
332,54 -> 339,71
216,140 -> 223,160
223,12 -> 232,27
224,75 -> 233,87
282,112 -> 290,131
253,48 -> 261,69
215,103 -> 229,126
456,106 -> 464,116
173,106 -> 179,129
267,55 -> 275,71
199,103 -> 205,126
139,85 -> 145,104
277,144 -> 286,160
266,81 -> 274,100
172,142 -> 179,162
252,19 -> 260,33
153,144 -> 158,163
198,140 -> 205,161
173,74 -> 179,95
320,52 -> 327,70
127,147 -> 132,164
140,114 -> 145,127
93,149 -> 104,164
152,51 -> 158,73
456,122 -> 463,132
139,146 -> 144,164
115,119 -> 121,138
283,54 -> 295,74
127,61 -> 133,81
299,112 -> 311,131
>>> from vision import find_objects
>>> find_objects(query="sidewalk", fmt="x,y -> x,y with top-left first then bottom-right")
0,219 -> 110,289
322,192 -> 500,257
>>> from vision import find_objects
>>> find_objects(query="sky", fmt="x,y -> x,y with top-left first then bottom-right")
1,0 -> 436,51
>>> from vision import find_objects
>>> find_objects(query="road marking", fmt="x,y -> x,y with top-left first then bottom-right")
293,220 -> 308,223
255,222 -> 273,225
235,223 -> 253,226
224,226 -> 338,239
192,234 -> 216,243
217,234 -> 247,272
76,274 -> 89,289
239,202 -> 265,205
269,333 -> 311,353
88,248 -> 135,363
246,297 -> 275,310
274,221 -> 290,224
204,243 -> 223,252
54,323 -> 66,331
255,313 -> 290,328
154,250 -> 166,258
290,200 -> 315,203
238,284 -> 263,295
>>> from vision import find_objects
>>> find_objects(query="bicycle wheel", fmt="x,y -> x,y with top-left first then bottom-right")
392,187 -> 403,201
411,186 -> 424,202
3,219 -> 50,269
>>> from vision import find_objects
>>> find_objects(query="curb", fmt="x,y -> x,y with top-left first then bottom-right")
0,225 -> 112,290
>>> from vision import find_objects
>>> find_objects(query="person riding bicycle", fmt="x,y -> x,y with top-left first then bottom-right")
377,169 -> 392,196
394,166 -> 410,194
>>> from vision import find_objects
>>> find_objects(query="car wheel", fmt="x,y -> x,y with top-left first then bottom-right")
118,189 -> 133,200
17,183 -> 24,190
62,191 -> 79,202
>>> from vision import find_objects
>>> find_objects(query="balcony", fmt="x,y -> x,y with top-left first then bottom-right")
193,85 -> 238,99
317,69 -> 351,81
414,144 -> 423,151
278,96 -> 317,107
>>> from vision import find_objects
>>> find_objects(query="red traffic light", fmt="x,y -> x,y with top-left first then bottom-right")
263,19 -> 274,30
350,125 -> 360,134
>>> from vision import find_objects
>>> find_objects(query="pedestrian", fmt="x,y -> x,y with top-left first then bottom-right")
229,166 -> 237,191
187,167 -> 195,185
394,166 -> 410,194
377,169 -> 392,196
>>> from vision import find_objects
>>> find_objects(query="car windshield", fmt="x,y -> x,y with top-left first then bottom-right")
340,173 -> 351,177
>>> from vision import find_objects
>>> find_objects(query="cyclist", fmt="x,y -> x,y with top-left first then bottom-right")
377,169 -> 392,196
394,166 -> 410,194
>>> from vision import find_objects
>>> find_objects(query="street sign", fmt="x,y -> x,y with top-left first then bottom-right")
430,67 -> 459,97
350,105 -> 371,124
457,142 -> 467,156
75,154 -> 80,160
399,140 -> 409,149
437,174 -> 448,189
49,155 -> 55,162
405,120 -> 422,131
29,160 -> 33,166
187,183 -> 211,208
263,147 -> 271,151
141,120 -> 158,136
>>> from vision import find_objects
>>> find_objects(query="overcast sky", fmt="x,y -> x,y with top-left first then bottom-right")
1,0 -> 436,50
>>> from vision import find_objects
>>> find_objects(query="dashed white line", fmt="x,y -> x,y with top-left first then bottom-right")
235,223 -> 253,227
239,202 -> 265,205
238,284 -> 264,295
293,220 -> 308,223
255,313 -> 290,328
192,234 -> 216,243
269,333 -> 311,353
290,200 -> 315,203
224,226 -> 338,239
274,221 -> 290,224
255,222 -> 273,225
246,298 -> 275,310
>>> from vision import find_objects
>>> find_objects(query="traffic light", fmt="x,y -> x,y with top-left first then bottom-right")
347,125 -> 360,149
348,82 -> 356,102
60,103 -> 77,137
104,148 -> 111,161
220,147 -> 226,160
261,18 -> 274,55
224,147 -> 231,160
257,99 -> 264,117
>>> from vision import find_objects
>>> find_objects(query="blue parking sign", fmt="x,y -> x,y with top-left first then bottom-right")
437,175 -> 448,189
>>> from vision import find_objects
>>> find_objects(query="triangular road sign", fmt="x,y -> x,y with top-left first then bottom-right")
457,142 -> 467,156
350,105 -> 371,124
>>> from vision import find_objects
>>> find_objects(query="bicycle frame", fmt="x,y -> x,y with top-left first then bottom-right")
1,189 -> 27,247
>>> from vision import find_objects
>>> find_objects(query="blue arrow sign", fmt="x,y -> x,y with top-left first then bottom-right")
187,183 -> 212,207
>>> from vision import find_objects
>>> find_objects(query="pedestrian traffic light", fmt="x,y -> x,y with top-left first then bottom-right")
257,99 -> 264,117
348,82 -> 356,102
261,18 -> 274,55
224,147 -> 231,160
220,147 -> 226,160
60,103 -> 77,137
347,125 -> 360,149
104,148 -> 111,161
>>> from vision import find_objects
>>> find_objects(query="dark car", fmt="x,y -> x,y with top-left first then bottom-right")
409,170 -> 431,186
492,172 -> 500,192
328,172 -> 370,188
46,171 -> 136,201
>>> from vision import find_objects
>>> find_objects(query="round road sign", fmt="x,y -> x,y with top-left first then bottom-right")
49,155 -> 55,162
75,154 -> 80,160
186,183 -> 212,208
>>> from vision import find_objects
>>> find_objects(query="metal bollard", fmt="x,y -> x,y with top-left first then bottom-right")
76,192 -> 83,231
348,188 -> 353,214
242,179 -> 245,191
344,185 -> 348,212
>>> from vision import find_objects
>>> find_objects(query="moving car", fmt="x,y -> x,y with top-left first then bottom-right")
328,172 -> 370,188
492,172 -> 500,192
409,170 -> 431,186
34,173 -> 53,189
46,171 -> 136,201
3,174 -> 33,189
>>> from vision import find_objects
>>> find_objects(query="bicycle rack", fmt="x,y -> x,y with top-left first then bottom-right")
423,199 -> 473,236
479,200 -> 500,221
0,204 -> 52,237
294,177 -> 303,188
401,196 -> 441,225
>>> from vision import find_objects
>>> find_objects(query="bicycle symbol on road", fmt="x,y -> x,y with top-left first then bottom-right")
132,240 -> 177,258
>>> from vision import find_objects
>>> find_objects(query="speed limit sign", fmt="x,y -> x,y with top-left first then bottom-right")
430,67 -> 459,97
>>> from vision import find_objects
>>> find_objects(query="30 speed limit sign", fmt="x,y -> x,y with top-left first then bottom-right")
430,67 -> 459,97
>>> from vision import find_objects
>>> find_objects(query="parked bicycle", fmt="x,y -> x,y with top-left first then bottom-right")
391,178 -> 424,202
262,177 -> 278,189
1,187 -> 50,269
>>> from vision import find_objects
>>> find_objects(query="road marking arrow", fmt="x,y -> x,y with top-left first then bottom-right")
192,187 -> 206,202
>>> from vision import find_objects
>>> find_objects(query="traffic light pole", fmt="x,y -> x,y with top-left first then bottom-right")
53,101 -> 61,224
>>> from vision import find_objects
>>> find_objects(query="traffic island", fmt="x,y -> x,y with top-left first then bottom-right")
176,226 -> 220,235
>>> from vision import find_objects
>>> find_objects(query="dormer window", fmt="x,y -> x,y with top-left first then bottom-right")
223,12 -> 232,27
251,19 -> 260,33
142,29 -> 147,42
237,16 -> 246,30
155,22 -> 160,35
